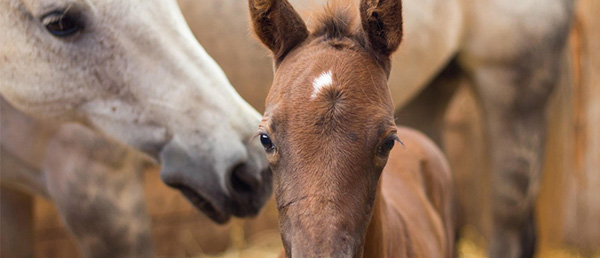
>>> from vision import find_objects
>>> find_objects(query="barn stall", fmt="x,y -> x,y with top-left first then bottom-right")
31,0 -> 599,257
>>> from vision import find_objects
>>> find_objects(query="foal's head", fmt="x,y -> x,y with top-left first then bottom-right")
249,0 -> 403,256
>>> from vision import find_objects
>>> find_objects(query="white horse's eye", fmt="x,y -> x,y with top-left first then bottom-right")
41,11 -> 81,37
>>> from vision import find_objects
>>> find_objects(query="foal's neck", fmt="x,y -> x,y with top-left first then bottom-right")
363,179 -> 409,258
363,182 -> 386,258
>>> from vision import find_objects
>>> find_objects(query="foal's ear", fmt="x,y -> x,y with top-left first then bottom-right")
248,0 -> 309,63
359,0 -> 403,57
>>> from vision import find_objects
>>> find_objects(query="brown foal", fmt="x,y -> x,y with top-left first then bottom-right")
249,0 -> 454,257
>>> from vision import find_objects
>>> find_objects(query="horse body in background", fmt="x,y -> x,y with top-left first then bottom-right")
248,0 -> 454,257
1,0 -> 273,257
183,0 -> 575,257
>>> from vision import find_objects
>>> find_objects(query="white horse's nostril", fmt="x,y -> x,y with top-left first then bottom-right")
229,163 -> 260,194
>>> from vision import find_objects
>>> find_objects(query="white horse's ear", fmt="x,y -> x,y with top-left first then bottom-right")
248,0 -> 308,63
359,0 -> 403,57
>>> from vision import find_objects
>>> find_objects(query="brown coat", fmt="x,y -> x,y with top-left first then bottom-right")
365,127 -> 454,258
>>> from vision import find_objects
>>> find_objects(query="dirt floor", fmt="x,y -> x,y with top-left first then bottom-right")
197,232 -> 600,258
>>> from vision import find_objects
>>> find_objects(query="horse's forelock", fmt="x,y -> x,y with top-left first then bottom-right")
311,1 -> 363,42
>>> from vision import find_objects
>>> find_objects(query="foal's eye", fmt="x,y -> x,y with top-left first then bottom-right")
259,134 -> 275,152
378,137 -> 395,156
42,11 -> 81,37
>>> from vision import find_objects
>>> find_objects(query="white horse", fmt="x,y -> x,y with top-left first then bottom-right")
0,0 -> 273,256
181,0 -> 575,257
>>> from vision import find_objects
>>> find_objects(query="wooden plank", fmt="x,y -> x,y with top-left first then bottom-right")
561,0 -> 600,251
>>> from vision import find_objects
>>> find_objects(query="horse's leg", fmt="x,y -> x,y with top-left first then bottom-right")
462,36 -> 572,258
467,67 -> 550,258
43,124 -> 154,258
0,186 -> 34,258
0,147 -> 42,258
395,59 -> 463,145
0,148 -> 49,198
458,2 -> 575,257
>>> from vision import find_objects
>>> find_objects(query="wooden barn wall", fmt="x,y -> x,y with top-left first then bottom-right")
539,0 -> 600,252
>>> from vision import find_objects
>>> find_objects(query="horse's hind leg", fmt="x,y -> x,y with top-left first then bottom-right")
465,59 -> 549,258
458,2 -> 575,256
43,124 -> 154,258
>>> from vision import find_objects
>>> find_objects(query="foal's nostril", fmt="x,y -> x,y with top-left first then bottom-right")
229,163 -> 259,194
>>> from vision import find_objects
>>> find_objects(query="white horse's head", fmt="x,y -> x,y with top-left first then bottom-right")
0,0 -> 271,223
